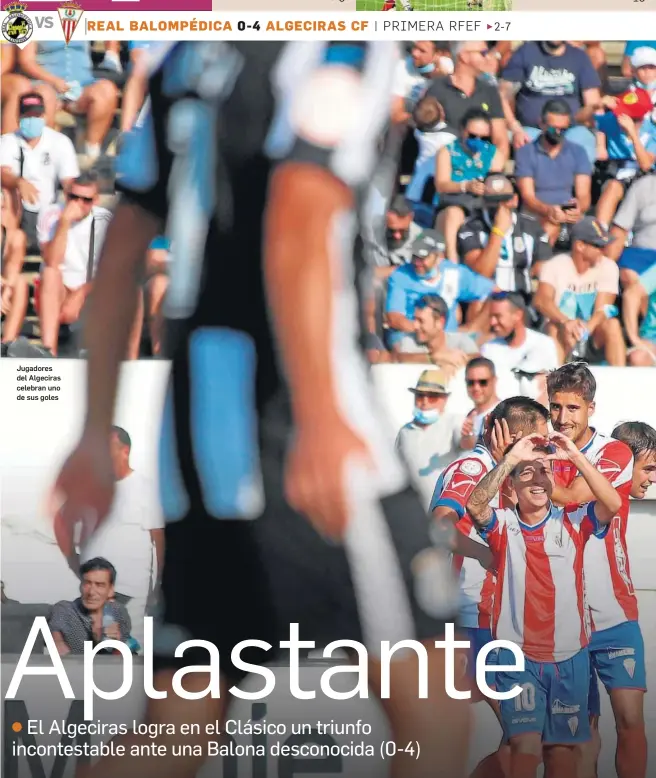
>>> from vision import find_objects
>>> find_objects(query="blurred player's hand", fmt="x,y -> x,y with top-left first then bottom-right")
285,416 -> 373,542
49,432 -> 116,539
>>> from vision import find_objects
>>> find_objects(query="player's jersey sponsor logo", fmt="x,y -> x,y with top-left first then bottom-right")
552,699 -> 581,715
624,658 -> 636,679
607,647 -> 635,660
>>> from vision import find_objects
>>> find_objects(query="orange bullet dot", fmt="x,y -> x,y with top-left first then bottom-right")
12,722 -> 22,732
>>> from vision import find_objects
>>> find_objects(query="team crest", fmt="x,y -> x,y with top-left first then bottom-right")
2,2 -> 33,45
624,658 -> 636,679
513,236 -> 525,253
58,1 -> 82,44
567,716 -> 579,736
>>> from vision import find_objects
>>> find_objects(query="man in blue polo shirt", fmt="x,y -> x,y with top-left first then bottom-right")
624,258 -> 656,366
385,230 -> 495,348
515,98 -> 592,244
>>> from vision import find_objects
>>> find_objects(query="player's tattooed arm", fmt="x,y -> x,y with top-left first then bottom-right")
467,457 -> 516,527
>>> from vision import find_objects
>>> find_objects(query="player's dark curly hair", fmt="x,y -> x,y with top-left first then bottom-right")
547,362 -> 596,404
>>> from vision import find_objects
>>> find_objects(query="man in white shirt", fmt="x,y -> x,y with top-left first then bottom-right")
56,426 -> 165,651
395,369 -> 463,508
391,42 -> 454,124
37,171 -> 111,354
460,357 -> 500,450
0,93 -> 79,252
482,291 -> 560,375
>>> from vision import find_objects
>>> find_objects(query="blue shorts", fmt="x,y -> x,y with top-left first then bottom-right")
618,246 -> 656,275
496,648 -> 591,745
464,627 -> 498,689
588,620 -> 647,717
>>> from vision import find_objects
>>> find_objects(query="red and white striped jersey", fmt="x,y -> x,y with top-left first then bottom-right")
481,502 -> 608,663
553,429 -> 636,632
431,445 -> 501,629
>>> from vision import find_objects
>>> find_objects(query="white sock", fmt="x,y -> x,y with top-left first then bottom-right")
102,50 -> 122,73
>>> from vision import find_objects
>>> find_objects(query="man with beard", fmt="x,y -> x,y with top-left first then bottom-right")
369,194 -> 424,274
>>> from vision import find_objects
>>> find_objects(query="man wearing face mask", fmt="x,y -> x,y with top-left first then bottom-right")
395,369 -> 464,508
515,99 -> 592,245
500,41 -> 602,165
458,173 -> 553,297
391,41 -> 454,125
0,93 -> 78,254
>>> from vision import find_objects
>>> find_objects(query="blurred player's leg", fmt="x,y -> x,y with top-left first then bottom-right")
609,689 -> 647,778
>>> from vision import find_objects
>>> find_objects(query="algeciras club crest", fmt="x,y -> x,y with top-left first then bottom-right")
58,1 -> 82,44
2,2 -> 33,45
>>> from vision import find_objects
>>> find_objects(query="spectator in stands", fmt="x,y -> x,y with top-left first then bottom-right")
396,369 -> 464,507
482,291 -> 560,373
1,43 -> 57,134
582,88 -> 656,227
142,236 -> 170,356
607,173 -> 656,288
500,40 -> 601,164
460,356 -> 499,451
629,46 -> 656,102
17,42 -> 119,167
426,42 -> 509,164
435,108 -> 504,260
534,217 -> 626,365
394,294 -> 479,370
512,356 -> 550,406
570,42 -> 608,83
48,557 -> 131,655
1,222 -> 29,355
391,41 -> 454,125
515,99 -> 592,244
369,195 -> 424,275
623,263 -> 656,366
385,230 -> 495,348
458,173 -> 553,299
1,93 -> 79,254
622,41 -> 656,82
37,172 -> 112,355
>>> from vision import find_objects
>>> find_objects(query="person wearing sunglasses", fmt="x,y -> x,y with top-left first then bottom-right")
460,357 -> 499,451
36,171 -> 111,355
435,108 -> 504,261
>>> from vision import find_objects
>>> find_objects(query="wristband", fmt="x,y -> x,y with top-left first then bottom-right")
460,181 -> 467,193
491,226 -> 505,238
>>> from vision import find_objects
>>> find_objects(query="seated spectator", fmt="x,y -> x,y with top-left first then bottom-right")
385,230 -> 495,348
458,173 -> 553,298
368,195 -> 424,275
607,173 -> 656,288
533,217 -> 626,365
511,356 -> 550,407
581,88 -> 656,227
48,558 -> 132,655
391,41 -> 454,124
426,42 -> 509,163
405,96 -> 455,208
395,369 -> 464,507
1,93 -> 79,253
482,291 -> 560,373
435,108 -> 503,260
17,42 -> 119,166
628,46 -> 656,102
500,41 -> 601,164
143,236 -> 170,356
623,263 -> 656,366
622,41 -> 656,82
37,172 -> 111,355
1,223 -> 29,355
394,294 -> 479,371
515,99 -> 592,244
1,42 -> 56,134
460,356 -> 499,451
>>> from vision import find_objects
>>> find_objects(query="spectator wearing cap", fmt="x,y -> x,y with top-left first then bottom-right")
628,46 -> 656,102
460,357 -> 499,451
435,108 -> 504,261
622,42 -> 656,83
385,230 -> 495,349
391,42 -> 454,125
458,173 -> 553,299
395,369 -> 464,507
425,42 -> 509,165
533,216 -> 626,365
500,41 -> 601,165
394,294 -> 479,371
17,42 -> 119,167
622,261 -> 656,366
579,88 -> 656,227
481,291 -> 560,375
0,92 -> 79,254
606,174 -> 656,287
515,99 -> 592,245
1,43 -> 57,134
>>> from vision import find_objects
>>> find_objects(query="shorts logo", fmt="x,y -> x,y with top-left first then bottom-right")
624,658 -> 636,679
608,647 -> 635,660
460,459 -> 483,477
568,716 -> 579,736
552,699 -> 580,715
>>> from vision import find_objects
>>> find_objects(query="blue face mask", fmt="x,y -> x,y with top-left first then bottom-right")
420,265 -> 439,280
417,62 -> 436,74
413,407 -> 440,426
19,116 -> 44,140
637,80 -> 656,92
465,137 -> 489,155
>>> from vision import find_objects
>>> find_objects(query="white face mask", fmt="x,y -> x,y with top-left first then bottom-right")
413,407 -> 441,426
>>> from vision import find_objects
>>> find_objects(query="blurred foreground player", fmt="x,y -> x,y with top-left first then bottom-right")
51,43 -> 468,778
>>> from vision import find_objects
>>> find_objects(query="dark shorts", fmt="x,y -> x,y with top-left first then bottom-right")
152,327 -> 458,681
618,246 -> 656,276
19,209 -> 39,253
436,192 -> 480,217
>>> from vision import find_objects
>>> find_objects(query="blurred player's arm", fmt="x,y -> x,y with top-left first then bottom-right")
433,506 -> 493,568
